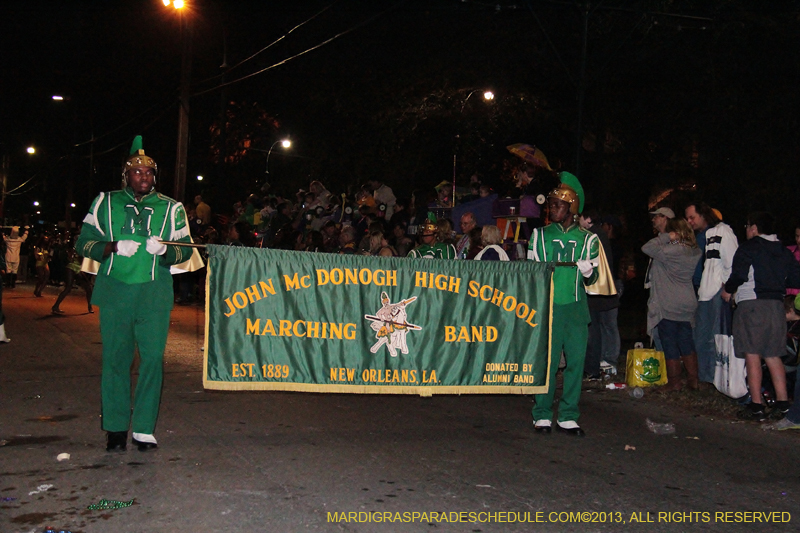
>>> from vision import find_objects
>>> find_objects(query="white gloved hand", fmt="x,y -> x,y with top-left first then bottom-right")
576,259 -> 594,278
116,240 -> 141,257
146,236 -> 167,256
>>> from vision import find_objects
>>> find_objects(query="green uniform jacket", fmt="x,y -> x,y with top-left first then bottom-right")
407,242 -> 457,259
527,222 -> 599,305
75,188 -> 193,307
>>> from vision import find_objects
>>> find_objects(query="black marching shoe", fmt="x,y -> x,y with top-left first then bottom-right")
556,422 -> 586,437
106,431 -> 128,452
132,436 -> 158,452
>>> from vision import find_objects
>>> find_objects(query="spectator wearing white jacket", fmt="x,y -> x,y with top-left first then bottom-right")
685,203 -> 738,385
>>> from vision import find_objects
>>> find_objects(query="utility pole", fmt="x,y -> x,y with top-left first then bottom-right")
517,1 -> 713,176
174,12 -> 192,203
217,24 -> 228,193
575,3 -> 590,178
65,105 -> 78,230
0,154 -> 8,223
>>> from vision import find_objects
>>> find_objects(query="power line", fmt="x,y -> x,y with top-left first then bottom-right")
192,1 -> 407,98
192,2 -> 339,87
54,1 -> 406,165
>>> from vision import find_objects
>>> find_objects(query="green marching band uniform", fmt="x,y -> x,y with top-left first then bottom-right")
75,138 -> 193,439
407,242 -> 457,259
527,172 -> 599,433
407,214 -> 457,259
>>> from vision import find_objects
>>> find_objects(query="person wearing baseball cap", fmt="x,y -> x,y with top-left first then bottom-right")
644,207 -> 677,354
649,207 -> 675,235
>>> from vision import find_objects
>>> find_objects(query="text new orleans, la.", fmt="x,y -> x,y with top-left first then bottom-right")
221,268 -> 539,328
330,367 -> 438,384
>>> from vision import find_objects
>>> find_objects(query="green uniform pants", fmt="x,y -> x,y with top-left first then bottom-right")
99,282 -> 171,434
532,301 -> 590,423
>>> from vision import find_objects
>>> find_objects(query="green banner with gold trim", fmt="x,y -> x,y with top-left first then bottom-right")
203,245 -> 553,395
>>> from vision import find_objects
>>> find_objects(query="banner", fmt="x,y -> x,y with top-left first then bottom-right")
203,246 -> 553,395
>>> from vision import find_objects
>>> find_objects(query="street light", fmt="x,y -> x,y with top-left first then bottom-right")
459,90 -> 494,113
164,0 -> 191,203
453,89 -> 494,206
51,94 -> 85,228
26,147 -> 36,154
265,139 -> 291,174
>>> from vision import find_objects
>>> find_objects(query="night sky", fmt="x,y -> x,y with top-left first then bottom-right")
2,1 -> 799,237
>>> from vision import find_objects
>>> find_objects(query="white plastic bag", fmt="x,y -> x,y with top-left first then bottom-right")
714,303 -> 747,398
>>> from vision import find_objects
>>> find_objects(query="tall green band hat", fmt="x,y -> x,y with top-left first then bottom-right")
547,171 -> 584,215
122,135 -> 158,186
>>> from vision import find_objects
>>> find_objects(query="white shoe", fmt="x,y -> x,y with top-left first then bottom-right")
131,432 -> 158,451
600,360 -> 617,375
0,324 -> 10,343
556,420 -> 586,436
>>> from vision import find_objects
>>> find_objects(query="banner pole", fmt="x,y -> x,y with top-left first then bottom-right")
161,240 -> 207,249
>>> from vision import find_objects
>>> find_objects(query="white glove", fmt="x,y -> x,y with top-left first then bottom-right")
576,259 -> 594,278
146,236 -> 167,256
116,240 -> 141,257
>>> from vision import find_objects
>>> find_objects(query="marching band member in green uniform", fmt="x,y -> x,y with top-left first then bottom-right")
76,137 -> 193,452
407,215 -> 457,259
527,172 -> 599,436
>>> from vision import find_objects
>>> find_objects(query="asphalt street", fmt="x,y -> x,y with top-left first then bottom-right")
1,282 -> 798,533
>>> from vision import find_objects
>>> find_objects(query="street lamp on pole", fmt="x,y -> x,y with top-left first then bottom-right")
453,89 -> 494,206
51,94 -> 88,229
164,0 -> 191,203
265,139 -> 291,174
459,90 -> 494,113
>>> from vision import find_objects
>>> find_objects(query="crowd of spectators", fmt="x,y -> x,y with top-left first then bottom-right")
157,175 -> 635,305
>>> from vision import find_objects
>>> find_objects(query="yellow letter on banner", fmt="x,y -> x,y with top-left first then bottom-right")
246,319 -> 261,335
284,273 -> 302,291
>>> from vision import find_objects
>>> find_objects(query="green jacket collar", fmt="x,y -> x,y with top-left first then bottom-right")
552,221 -> 578,233
124,187 -> 158,203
